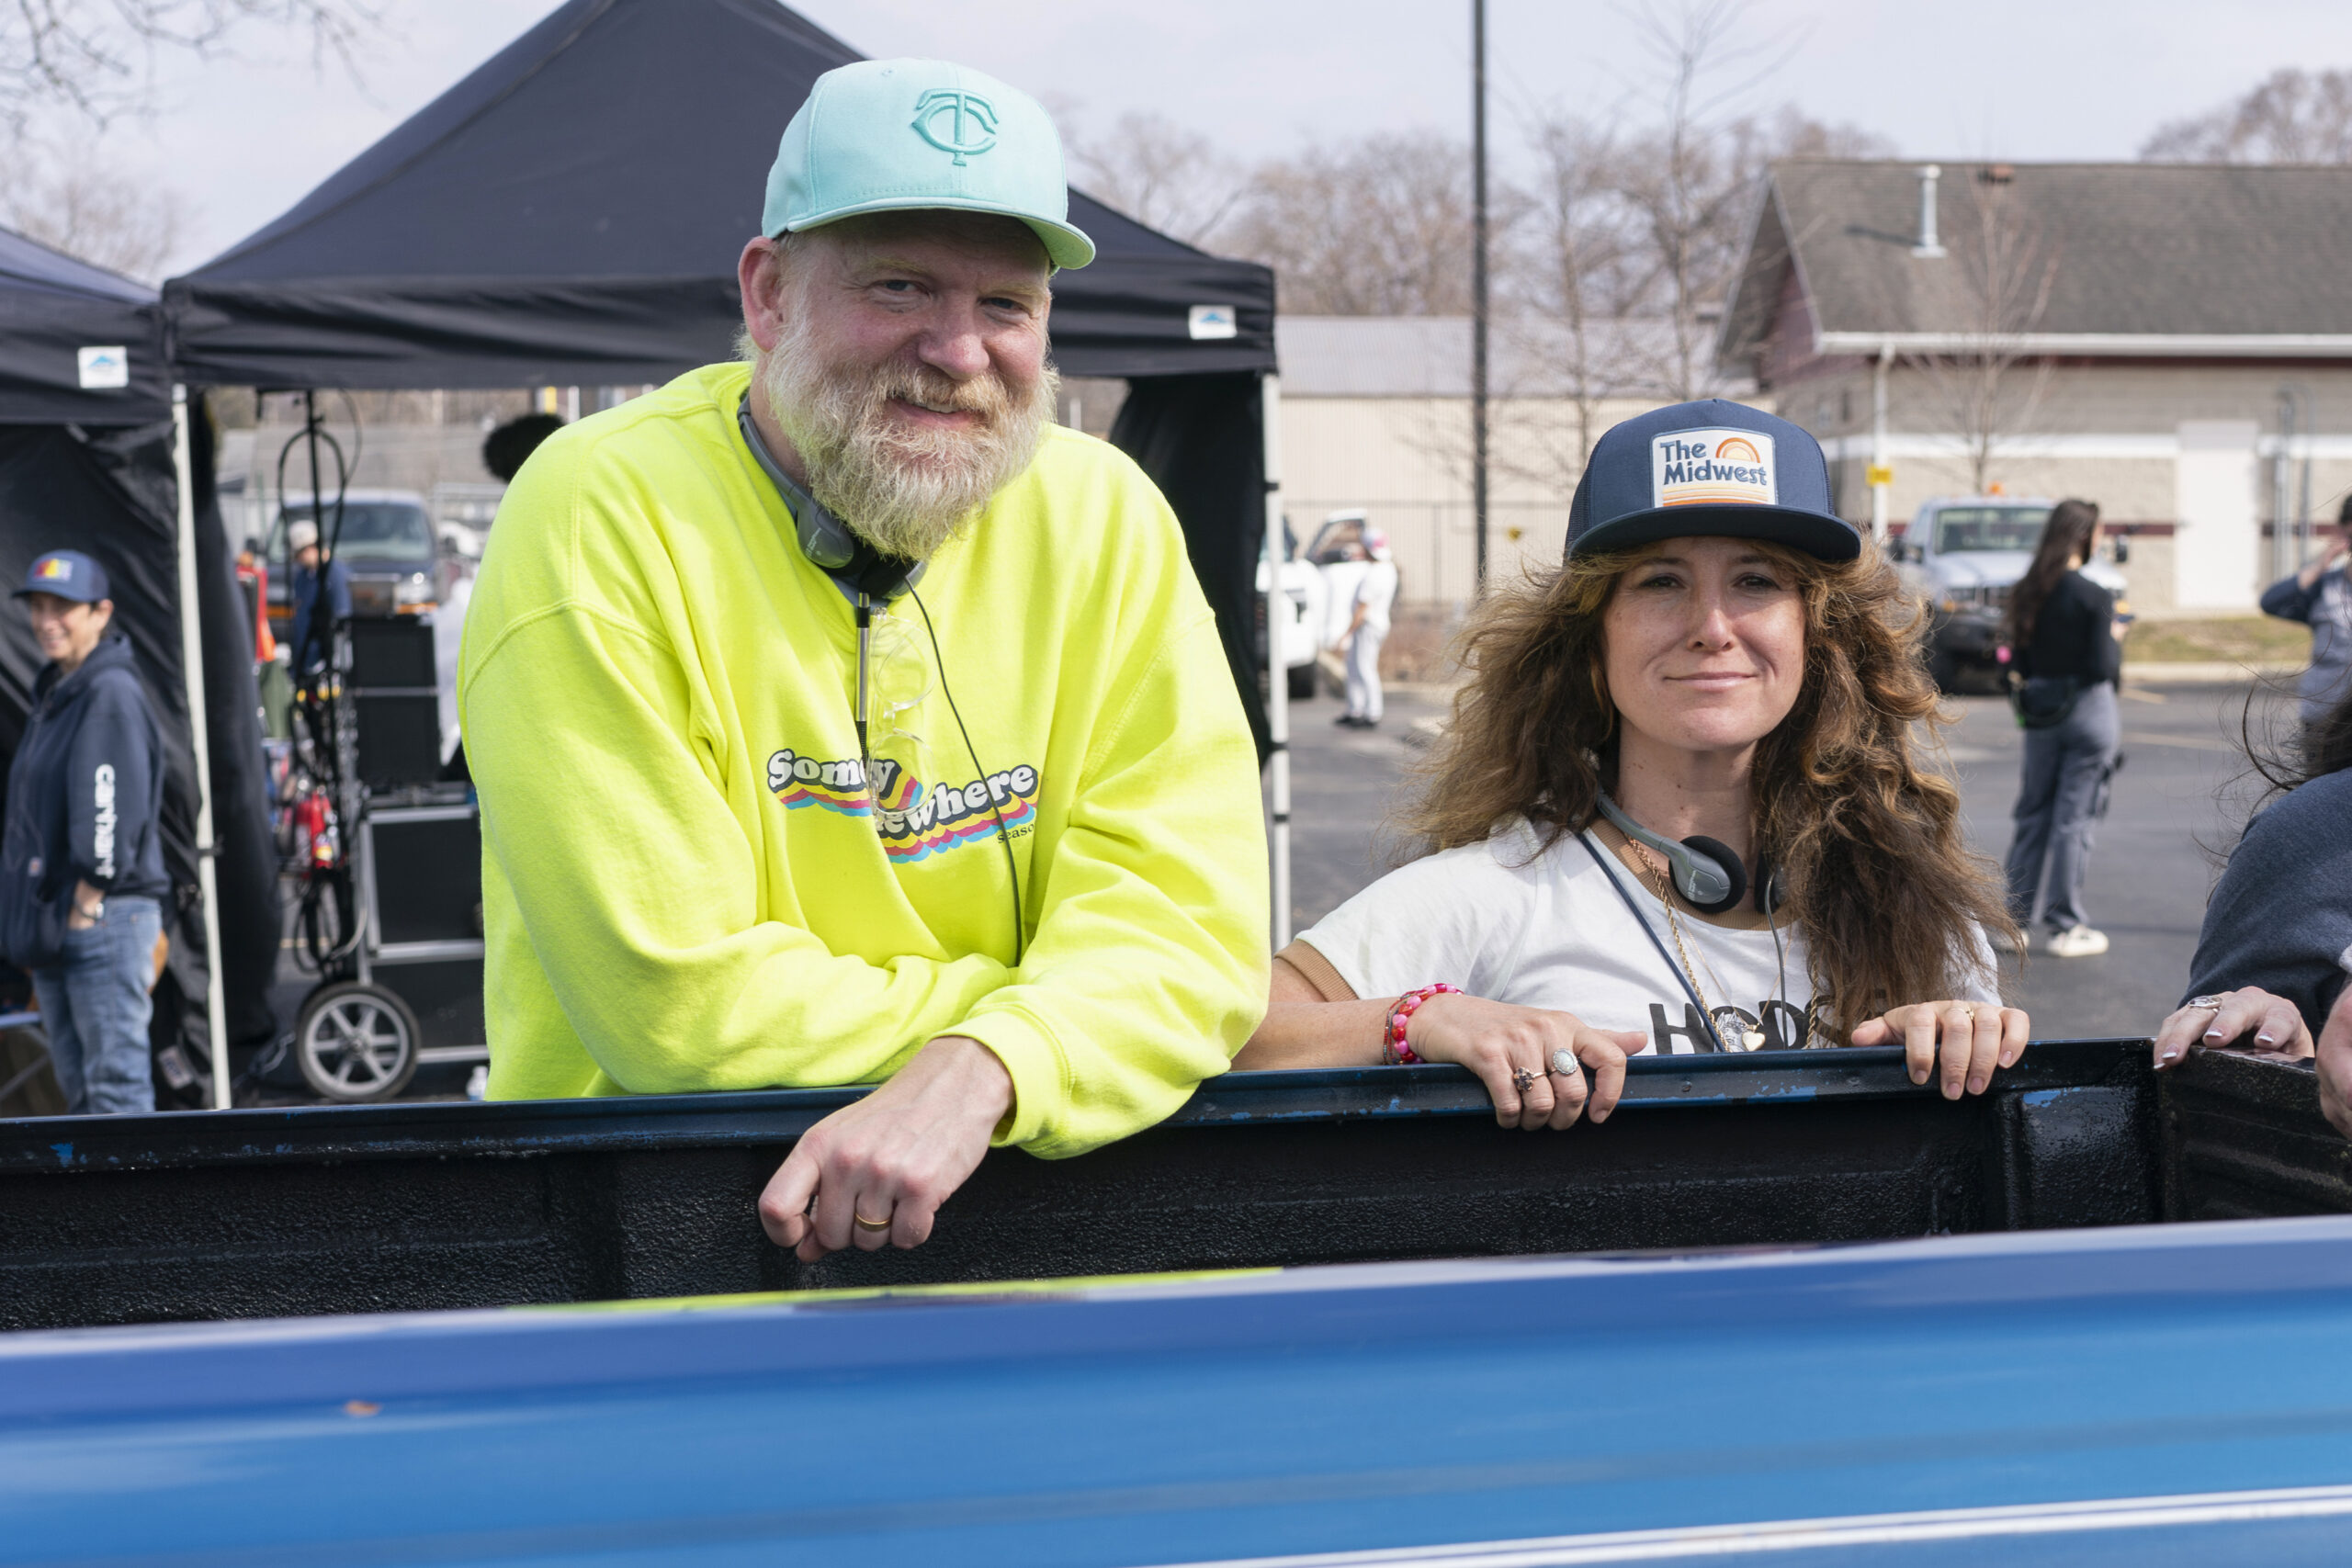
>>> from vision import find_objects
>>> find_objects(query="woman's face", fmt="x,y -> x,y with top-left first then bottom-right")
1600,536 -> 1806,758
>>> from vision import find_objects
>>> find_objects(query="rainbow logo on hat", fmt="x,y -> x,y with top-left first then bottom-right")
35,558 -> 71,581
1652,429 -> 1779,509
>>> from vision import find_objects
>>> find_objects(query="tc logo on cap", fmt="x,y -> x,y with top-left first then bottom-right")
1653,429 -> 1778,509
912,88 -> 999,164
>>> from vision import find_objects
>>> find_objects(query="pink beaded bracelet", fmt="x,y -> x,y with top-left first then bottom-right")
1384,983 -> 1462,1065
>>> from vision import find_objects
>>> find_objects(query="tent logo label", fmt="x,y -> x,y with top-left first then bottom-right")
77,346 -> 129,391
1652,428 -> 1778,509
912,90 -> 998,165
1188,305 -> 1238,341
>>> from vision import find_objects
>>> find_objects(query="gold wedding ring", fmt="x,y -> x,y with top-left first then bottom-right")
853,1211 -> 893,1232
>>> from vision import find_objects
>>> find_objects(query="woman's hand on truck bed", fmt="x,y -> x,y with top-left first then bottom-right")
1405,992 -> 1642,1132
1849,1002 -> 2030,1100
2152,987 -> 2312,1071
757,1035 -> 1012,1262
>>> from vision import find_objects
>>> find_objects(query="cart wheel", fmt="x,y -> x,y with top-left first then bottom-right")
296,982 -> 420,1102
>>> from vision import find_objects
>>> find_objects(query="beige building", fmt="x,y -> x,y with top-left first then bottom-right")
1275,317 -> 1759,607
1719,160 -> 2352,615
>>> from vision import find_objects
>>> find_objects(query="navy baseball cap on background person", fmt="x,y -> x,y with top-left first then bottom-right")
12,551 -> 108,604
1566,400 -> 1861,562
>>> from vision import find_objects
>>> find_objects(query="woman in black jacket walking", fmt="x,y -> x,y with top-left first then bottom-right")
2,551 -> 168,1114
2000,500 -> 2124,958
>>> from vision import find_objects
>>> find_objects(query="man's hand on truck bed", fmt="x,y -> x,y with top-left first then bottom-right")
757,1036 -> 1013,1263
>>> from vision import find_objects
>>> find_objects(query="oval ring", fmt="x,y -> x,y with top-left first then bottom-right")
1547,1047 -> 1577,1077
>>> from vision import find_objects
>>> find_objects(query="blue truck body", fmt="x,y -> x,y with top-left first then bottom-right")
2,1043 -> 2346,1563
7,1217 -> 2352,1565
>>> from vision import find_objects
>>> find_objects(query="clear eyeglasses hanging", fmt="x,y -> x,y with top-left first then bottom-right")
863,611 -> 935,811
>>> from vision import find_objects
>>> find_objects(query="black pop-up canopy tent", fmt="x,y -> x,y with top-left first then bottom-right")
0,228 -> 280,1097
165,0 -> 1283,757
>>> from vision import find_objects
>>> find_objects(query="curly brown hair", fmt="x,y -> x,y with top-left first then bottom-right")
1400,539 -> 2017,1032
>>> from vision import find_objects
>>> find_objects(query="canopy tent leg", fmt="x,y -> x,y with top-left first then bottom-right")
1261,373 -> 1291,951
171,388 -> 232,1110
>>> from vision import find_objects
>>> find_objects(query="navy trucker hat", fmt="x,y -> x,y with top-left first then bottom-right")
13,550 -> 108,604
1566,400 -> 1860,562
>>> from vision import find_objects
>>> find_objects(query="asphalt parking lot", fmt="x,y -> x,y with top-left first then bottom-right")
1272,673 -> 2301,1043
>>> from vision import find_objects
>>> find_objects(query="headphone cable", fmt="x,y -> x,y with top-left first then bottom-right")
908,587 -> 1025,969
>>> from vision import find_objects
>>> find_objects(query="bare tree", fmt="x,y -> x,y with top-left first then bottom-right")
1604,0 -> 1776,400
1,0 -> 374,130
1600,3 -> 1892,400
1063,110 -> 1245,249
1222,130 -> 1511,315
1902,171 -> 2059,495
5,142 -> 188,279
2143,68 -> 2352,164
1512,115 -> 1642,469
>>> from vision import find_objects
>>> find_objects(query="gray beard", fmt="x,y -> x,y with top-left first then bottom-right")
758,321 -> 1058,562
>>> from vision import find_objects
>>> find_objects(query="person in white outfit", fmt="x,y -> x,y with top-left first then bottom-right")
1333,527 -> 1398,728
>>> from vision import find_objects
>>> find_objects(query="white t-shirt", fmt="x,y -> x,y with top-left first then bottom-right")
1352,560 -> 1398,637
1318,559 -> 1369,645
1294,818 -> 1999,1055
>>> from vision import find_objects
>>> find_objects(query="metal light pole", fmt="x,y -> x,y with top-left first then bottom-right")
1471,0 -> 1490,593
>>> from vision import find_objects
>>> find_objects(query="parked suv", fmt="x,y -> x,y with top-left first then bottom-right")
1894,497 -> 2130,693
260,490 -> 442,637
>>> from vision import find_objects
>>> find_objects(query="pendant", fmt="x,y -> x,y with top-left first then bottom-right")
1741,1029 -> 1766,1051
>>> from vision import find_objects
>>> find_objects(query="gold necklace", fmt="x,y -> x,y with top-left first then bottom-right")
1628,840 -> 1764,1053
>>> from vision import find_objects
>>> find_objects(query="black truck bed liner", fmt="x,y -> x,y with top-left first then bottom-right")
0,1039 -> 2341,1330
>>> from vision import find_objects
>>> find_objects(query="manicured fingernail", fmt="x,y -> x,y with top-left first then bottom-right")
2203,1030 -> 2225,1043
2160,1047 -> 2178,1061
2256,1032 -> 2277,1046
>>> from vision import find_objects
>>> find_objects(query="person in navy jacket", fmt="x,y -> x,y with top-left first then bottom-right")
2,551 -> 169,1114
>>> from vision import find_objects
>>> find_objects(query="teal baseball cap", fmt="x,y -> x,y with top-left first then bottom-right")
763,59 -> 1095,271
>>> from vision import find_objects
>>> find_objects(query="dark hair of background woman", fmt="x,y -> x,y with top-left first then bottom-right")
2246,675 -> 2352,797
2002,499 -> 2103,650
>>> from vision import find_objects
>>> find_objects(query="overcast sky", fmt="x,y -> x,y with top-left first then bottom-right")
64,0 -> 2352,277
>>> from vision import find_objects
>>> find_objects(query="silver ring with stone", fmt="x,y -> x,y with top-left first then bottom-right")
1548,1047 -> 1577,1077
2186,994 -> 2229,1012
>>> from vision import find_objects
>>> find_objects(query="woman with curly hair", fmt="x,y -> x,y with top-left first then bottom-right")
1238,402 -> 2030,1128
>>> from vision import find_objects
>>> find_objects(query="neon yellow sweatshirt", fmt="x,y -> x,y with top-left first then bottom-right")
458,363 -> 1269,1158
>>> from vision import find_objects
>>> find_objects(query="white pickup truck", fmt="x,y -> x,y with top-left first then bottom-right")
1893,497 -> 2130,693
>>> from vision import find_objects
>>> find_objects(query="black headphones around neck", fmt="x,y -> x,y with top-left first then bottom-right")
736,395 -> 923,601
1594,789 -> 1783,916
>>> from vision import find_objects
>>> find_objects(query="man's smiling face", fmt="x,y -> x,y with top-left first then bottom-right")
741,211 -> 1058,561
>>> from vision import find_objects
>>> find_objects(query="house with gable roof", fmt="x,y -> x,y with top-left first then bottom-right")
1717,160 -> 2352,614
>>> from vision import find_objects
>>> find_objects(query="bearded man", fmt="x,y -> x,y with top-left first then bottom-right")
458,60 -> 1268,1261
